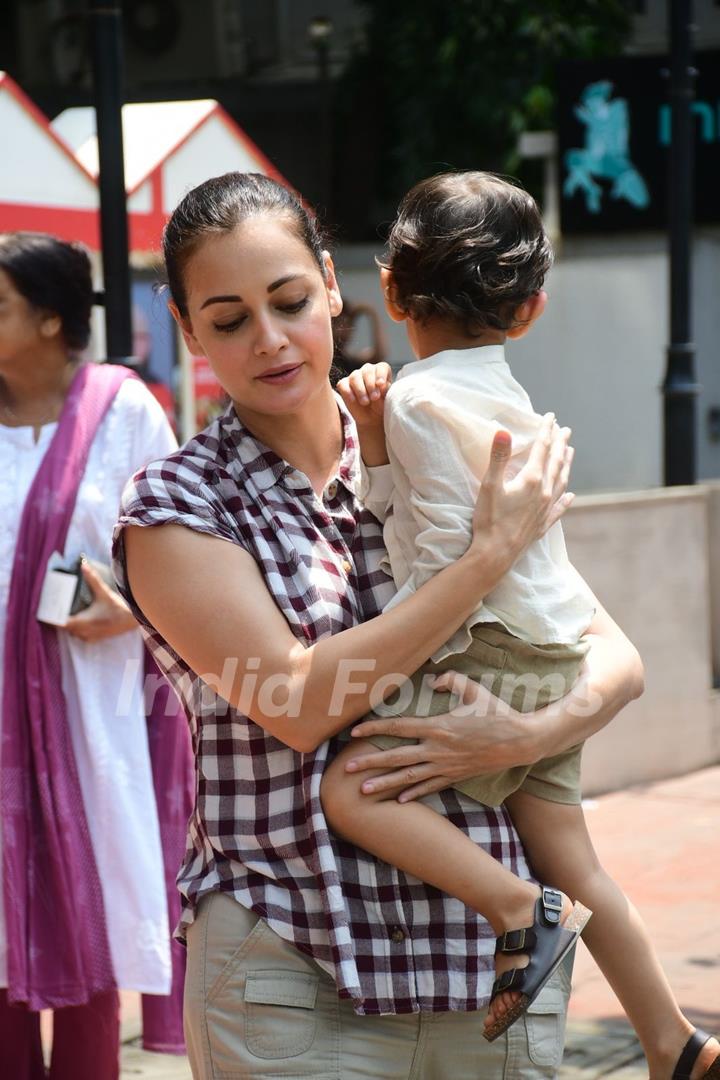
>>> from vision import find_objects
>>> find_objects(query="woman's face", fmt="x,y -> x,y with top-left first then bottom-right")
0,268 -> 55,371
174,214 -> 342,418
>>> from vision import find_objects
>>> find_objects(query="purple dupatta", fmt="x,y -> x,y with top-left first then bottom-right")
1,361 -> 132,1010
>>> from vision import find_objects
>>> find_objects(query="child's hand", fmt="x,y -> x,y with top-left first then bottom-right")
337,362 -> 393,466
336,362 -> 392,428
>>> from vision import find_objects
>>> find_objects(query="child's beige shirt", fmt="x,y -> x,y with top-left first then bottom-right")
359,345 -> 595,662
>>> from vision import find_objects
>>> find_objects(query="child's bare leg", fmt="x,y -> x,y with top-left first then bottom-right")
321,741 -> 576,976
506,790 -> 719,1080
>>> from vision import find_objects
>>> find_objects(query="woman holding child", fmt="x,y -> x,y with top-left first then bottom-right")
113,171 -> 718,1079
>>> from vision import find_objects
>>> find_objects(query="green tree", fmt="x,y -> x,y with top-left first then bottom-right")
334,0 -> 631,237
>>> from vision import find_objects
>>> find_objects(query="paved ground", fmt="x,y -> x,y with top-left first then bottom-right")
114,765 -> 719,1079
560,764 -> 719,1078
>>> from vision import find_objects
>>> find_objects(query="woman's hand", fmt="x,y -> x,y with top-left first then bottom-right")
466,416 -> 574,580
343,602 -> 644,802
343,672 -> 538,801
336,362 -> 393,466
64,561 -> 137,642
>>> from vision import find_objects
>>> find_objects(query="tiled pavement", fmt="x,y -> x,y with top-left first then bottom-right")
117,766 -> 720,1079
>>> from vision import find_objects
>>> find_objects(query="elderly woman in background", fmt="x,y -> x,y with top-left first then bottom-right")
0,232 -> 191,1080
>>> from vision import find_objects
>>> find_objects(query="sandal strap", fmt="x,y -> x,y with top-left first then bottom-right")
540,886 -> 563,925
496,926 -> 537,954
495,887 -> 564,956
491,966 -> 527,999
673,1028 -> 713,1080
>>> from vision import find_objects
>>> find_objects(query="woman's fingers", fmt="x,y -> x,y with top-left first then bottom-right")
552,442 -> 574,504
481,429 -> 513,492
543,426 -> 571,500
429,672 -> 503,716
523,411 -> 555,480
350,713 -> 437,743
537,441 -> 575,534
356,761 -> 440,797
397,775 -> 454,802
429,671 -> 476,706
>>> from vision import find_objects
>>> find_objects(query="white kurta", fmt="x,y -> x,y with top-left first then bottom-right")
0,376 -> 177,994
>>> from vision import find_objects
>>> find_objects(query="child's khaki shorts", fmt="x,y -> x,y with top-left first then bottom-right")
368,623 -> 589,807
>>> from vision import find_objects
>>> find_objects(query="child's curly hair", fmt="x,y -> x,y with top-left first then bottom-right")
379,171 -> 553,335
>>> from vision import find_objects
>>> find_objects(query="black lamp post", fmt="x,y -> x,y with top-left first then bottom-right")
662,0 -> 698,486
88,0 -> 134,363
307,15 -> 334,213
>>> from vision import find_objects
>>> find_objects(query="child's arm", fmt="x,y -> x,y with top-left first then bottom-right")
336,362 -> 392,467
337,362 -> 394,522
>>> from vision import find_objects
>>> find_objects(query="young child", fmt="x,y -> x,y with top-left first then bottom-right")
321,173 -> 720,1078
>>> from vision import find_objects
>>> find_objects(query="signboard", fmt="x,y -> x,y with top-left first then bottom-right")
558,52 -> 720,234
193,355 -> 226,431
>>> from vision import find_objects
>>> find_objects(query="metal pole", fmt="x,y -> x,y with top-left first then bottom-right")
662,0 -> 698,486
88,0 -> 134,362
307,17 -> 333,215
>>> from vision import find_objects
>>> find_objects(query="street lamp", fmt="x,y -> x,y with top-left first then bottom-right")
307,15 -> 333,83
307,15 -> 334,212
662,0 -> 699,486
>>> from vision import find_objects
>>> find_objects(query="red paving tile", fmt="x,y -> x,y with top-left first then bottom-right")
569,766 -> 720,1027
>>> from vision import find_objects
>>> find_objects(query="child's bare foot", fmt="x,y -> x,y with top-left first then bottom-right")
483,886 -> 576,1034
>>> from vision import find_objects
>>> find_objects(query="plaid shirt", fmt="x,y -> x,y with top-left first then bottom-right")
112,399 -> 530,1016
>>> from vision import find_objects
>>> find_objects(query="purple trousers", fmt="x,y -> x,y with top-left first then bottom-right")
141,658 -> 194,1054
0,989 -> 120,1080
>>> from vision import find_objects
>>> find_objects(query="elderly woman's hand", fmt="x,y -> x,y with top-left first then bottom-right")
64,561 -> 137,642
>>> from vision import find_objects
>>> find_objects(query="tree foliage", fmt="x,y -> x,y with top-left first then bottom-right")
334,0 -> 632,235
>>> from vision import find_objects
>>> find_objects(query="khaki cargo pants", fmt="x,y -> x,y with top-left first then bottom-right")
184,891 -> 573,1079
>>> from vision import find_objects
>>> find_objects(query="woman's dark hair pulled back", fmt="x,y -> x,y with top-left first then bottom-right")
380,171 -> 553,335
0,232 -> 93,351
163,172 -> 326,316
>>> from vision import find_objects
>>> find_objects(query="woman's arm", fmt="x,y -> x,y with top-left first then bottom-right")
124,420 -> 572,754
342,599 -> 644,800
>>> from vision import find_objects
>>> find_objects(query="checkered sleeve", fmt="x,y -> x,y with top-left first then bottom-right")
112,450 -> 238,628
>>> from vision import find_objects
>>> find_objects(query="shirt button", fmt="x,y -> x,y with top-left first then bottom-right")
325,481 -> 338,499
342,559 -> 352,574
389,926 -> 406,944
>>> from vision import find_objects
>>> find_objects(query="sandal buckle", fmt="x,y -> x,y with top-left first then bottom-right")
541,887 -> 563,923
500,927 -> 526,952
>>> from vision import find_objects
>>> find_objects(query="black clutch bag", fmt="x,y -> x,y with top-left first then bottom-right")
56,555 -> 117,615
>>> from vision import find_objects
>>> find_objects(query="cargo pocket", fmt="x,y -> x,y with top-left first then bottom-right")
244,970 -> 320,1059
524,986 -> 567,1069
465,637 -> 509,674
460,637 -> 510,701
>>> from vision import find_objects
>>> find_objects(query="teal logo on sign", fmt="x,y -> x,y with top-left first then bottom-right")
559,53 -> 720,233
563,81 -> 650,214
658,102 -> 719,144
